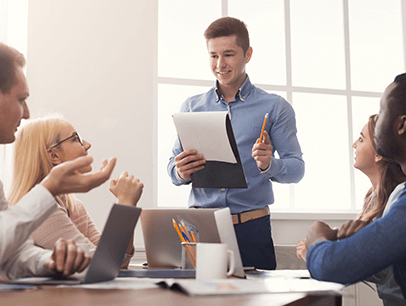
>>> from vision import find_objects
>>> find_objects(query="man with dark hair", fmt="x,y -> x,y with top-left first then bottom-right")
0,42 -> 117,279
305,73 -> 406,301
0,43 -> 26,94
203,17 -> 250,55
168,17 -> 304,270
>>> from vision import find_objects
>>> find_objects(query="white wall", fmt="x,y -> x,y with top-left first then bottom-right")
26,0 -> 157,248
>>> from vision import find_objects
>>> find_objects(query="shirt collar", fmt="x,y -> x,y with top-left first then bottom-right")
214,75 -> 253,103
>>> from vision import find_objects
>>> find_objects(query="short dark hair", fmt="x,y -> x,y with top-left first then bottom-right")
387,73 -> 406,116
0,43 -> 26,94
204,17 -> 250,54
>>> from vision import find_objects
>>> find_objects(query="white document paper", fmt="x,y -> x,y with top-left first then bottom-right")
63,278 -> 159,289
161,278 -> 344,296
247,269 -> 311,279
173,112 -> 237,164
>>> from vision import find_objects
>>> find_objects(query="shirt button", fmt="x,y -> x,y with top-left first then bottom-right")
221,188 -> 225,192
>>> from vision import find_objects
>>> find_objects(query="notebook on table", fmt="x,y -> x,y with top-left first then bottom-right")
5,204 -> 142,285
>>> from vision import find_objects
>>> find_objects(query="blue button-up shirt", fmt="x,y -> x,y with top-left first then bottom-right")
167,75 -> 304,214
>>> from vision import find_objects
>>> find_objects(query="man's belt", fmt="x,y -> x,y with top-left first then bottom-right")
232,207 -> 270,225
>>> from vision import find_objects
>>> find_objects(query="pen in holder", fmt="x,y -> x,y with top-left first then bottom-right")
181,242 -> 196,269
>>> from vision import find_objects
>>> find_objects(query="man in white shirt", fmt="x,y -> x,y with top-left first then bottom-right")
0,42 -> 116,279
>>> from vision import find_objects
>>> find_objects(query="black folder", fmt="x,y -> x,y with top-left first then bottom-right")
175,112 -> 247,189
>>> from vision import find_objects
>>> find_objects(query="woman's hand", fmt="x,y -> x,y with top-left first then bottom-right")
296,238 -> 308,262
337,220 -> 369,240
305,221 -> 338,249
109,171 -> 144,206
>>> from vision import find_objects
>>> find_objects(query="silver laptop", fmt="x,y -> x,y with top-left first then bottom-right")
132,207 -> 245,279
6,204 -> 141,285
140,208 -> 220,268
214,207 -> 245,278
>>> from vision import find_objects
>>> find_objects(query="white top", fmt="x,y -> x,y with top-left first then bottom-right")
383,181 -> 406,216
0,180 -> 57,279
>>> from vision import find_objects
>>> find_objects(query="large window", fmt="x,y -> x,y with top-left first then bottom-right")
0,0 -> 28,189
157,0 -> 406,212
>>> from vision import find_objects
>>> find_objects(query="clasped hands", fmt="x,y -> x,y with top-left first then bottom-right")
296,220 -> 370,261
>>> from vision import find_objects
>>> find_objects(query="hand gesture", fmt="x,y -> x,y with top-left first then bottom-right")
174,149 -> 206,180
41,156 -> 116,197
44,238 -> 91,277
296,238 -> 308,261
305,221 -> 338,249
252,131 -> 273,170
337,220 -> 369,240
109,171 -> 144,206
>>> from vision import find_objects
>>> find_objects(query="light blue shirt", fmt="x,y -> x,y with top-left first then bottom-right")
167,75 -> 305,214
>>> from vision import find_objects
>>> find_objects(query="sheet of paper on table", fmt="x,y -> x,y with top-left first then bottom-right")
61,278 -> 159,290
158,277 -> 344,296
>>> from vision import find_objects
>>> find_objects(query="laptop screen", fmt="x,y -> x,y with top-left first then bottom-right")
141,208 -> 220,268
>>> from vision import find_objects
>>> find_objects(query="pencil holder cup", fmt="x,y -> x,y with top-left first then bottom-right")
181,242 -> 197,269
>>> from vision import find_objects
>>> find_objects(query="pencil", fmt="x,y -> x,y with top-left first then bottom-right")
183,243 -> 196,267
190,231 -> 197,243
181,225 -> 192,242
180,230 -> 190,242
172,218 -> 186,242
257,113 -> 269,143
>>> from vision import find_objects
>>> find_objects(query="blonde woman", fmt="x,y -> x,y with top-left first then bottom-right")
8,115 -> 143,268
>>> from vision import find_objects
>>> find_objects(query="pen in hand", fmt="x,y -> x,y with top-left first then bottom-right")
257,113 -> 269,144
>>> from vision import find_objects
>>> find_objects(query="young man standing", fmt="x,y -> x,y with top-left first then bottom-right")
0,42 -> 116,279
305,73 -> 406,300
168,17 -> 304,270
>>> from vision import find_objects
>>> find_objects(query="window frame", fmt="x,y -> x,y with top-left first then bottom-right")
0,0 -> 28,189
156,0 -> 406,214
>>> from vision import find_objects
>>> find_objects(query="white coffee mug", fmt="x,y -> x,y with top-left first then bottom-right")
196,243 -> 235,280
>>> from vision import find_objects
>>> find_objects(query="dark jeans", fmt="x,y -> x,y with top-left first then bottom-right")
233,215 -> 276,270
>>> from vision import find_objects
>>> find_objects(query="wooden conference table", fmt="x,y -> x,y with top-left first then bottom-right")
0,285 -> 341,306
0,257 -> 341,305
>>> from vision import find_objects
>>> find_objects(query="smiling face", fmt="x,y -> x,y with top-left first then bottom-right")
207,35 -> 252,95
0,67 -> 30,144
352,123 -> 380,176
49,123 -> 92,173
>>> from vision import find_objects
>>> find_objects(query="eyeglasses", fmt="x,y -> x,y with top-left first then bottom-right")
49,132 -> 83,149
